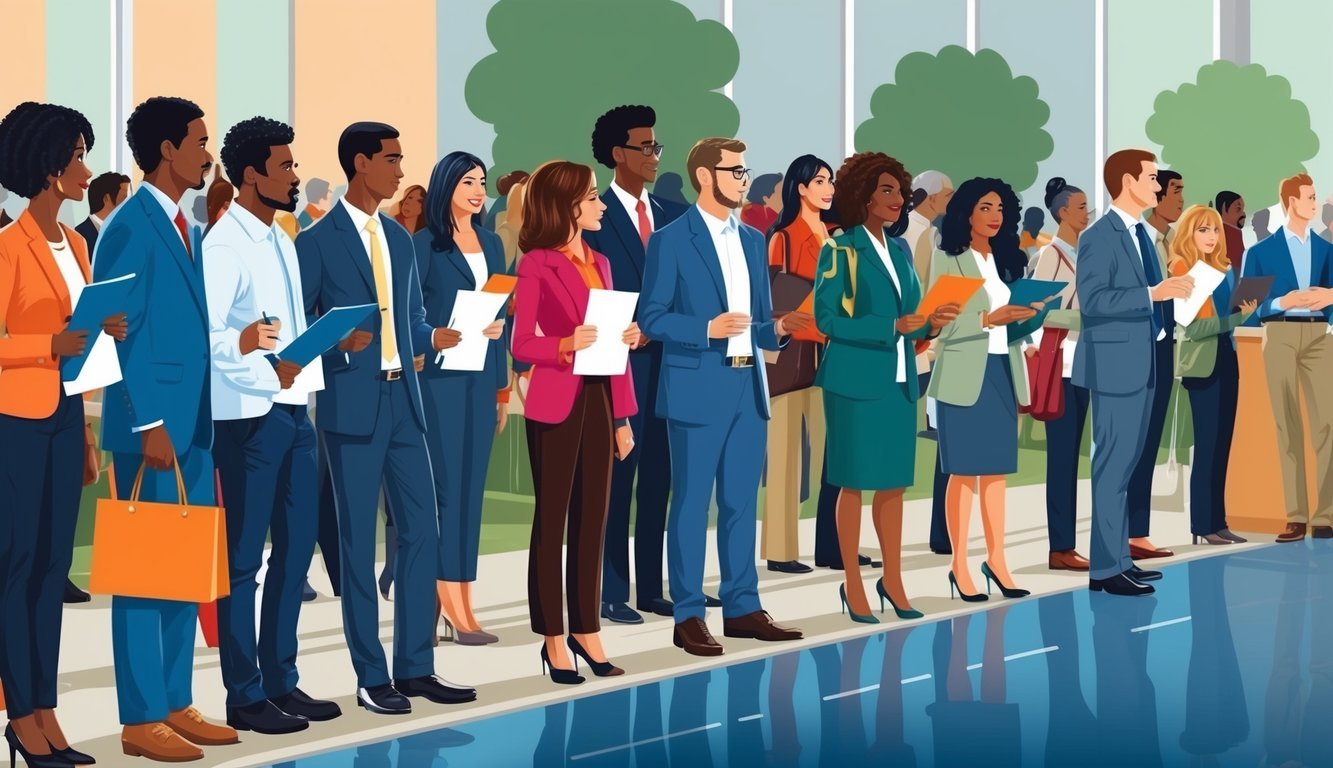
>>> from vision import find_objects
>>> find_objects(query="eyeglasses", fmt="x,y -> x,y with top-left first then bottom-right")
713,166 -> 751,182
620,143 -> 665,158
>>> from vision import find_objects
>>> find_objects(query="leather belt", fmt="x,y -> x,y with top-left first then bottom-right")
379,368 -> 404,381
727,356 -> 754,368
1262,316 -> 1325,323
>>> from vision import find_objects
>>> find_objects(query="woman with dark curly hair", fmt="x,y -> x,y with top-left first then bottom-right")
815,152 -> 958,623
0,101 -> 125,767
928,177 -> 1048,603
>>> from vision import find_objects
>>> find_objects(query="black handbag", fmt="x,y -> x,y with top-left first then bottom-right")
765,230 -> 819,397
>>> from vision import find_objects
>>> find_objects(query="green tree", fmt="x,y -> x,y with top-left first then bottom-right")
856,45 -> 1052,191
1147,61 -> 1317,207
466,0 -> 740,194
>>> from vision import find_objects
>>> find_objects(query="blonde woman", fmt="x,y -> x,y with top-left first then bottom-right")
496,179 -> 526,270
1168,205 -> 1255,545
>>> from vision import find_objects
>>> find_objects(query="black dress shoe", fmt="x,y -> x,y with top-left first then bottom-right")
1089,573 -> 1154,596
1128,566 -> 1162,582
357,684 -> 411,714
226,699 -> 309,734
930,547 -> 953,556
766,560 -> 813,574
271,687 -> 342,721
600,602 -> 644,624
63,578 -> 91,604
637,597 -> 674,617
704,594 -> 723,607
826,554 -> 882,571
393,675 -> 477,705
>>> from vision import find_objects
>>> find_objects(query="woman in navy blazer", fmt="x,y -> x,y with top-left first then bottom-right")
414,152 -> 509,645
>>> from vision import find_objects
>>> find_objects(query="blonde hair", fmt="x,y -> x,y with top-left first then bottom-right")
506,178 -> 526,231
1168,204 -> 1229,274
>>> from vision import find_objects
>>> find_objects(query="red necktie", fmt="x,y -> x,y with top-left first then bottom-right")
173,209 -> 193,260
635,199 -> 651,249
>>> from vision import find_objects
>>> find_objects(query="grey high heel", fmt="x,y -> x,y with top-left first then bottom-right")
1217,528 -> 1247,543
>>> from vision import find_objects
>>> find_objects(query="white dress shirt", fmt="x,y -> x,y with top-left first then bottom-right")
972,249 -> 1013,354
862,227 -> 909,383
132,182 -> 190,432
610,182 -> 654,230
1110,204 -> 1167,341
89,213 -> 104,230
461,250 -> 488,288
203,204 -> 324,420
698,205 -> 752,356
340,198 -> 401,370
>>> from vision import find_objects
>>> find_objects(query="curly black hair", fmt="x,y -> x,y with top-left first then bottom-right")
0,102 -> 94,199
591,105 -> 656,169
126,97 -> 204,174
939,177 -> 1027,283
830,151 -> 913,237
220,116 -> 295,188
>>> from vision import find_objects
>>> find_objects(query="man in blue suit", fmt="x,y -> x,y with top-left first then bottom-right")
640,137 -> 812,656
297,122 -> 475,714
1074,149 -> 1193,597
94,96 -> 240,761
1242,172 -> 1333,542
585,105 -> 689,625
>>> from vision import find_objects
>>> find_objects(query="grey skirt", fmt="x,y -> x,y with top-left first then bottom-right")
937,354 -> 1018,476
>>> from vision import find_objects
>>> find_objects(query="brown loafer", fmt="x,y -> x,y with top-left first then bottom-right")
1048,550 -> 1091,571
1314,526 -> 1333,539
1277,523 -> 1308,543
673,617 -> 724,657
722,611 -> 803,642
165,706 -> 239,746
1128,543 -> 1174,560
122,723 -> 203,762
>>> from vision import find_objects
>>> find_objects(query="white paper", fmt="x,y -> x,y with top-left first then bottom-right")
574,289 -> 639,376
437,290 -> 510,372
63,331 -> 122,395
1171,261 -> 1228,326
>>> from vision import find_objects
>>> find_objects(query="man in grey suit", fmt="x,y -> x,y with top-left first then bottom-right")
1073,149 -> 1193,596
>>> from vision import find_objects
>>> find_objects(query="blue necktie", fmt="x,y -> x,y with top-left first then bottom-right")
1134,222 -> 1166,336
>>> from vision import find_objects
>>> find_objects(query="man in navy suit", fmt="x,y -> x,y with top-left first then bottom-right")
640,137 -> 812,656
584,105 -> 688,625
297,122 -> 475,714
1073,149 -> 1193,598
74,171 -> 128,258
1242,172 -> 1333,542
95,96 -> 240,761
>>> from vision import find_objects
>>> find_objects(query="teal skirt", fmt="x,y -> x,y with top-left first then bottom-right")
823,385 -> 917,491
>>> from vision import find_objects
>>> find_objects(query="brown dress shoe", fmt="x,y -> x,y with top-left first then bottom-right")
121,723 -> 203,762
673,617 -> 724,656
1278,523 -> 1309,542
165,707 -> 239,746
1048,550 -> 1091,571
1314,526 -> 1333,539
1128,543 -> 1174,560
722,611 -> 803,642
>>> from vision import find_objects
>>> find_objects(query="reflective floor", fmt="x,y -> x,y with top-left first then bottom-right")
270,541 -> 1333,767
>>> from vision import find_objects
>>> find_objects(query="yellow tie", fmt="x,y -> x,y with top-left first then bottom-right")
364,217 -> 398,365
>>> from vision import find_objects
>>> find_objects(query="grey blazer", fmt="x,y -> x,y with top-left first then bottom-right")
1071,212 -> 1155,396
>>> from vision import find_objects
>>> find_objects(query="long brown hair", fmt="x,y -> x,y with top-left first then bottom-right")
1168,204 -> 1229,274
519,160 -> 594,252
392,184 -> 426,233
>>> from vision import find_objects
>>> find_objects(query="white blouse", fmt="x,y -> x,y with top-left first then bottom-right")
971,249 -> 1012,355
863,227 -> 908,383
461,250 -> 489,288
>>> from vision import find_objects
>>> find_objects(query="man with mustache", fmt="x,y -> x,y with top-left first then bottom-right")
95,96 -> 239,762
203,116 -> 341,734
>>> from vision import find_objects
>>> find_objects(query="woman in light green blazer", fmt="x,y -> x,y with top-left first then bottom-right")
928,178 -> 1049,603
815,152 -> 958,625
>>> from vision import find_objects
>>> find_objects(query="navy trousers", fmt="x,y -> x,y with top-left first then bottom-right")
1183,337 -> 1239,537
420,373 -> 496,582
1045,378 -> 1091,552
1127,337 -> 1175,538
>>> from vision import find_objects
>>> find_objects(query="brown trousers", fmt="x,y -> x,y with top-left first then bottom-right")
1263,323 -> 1333,525
525,379 -> 615,636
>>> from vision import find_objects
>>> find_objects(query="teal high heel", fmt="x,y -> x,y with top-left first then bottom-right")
876,578 -> 924,619
840,584 -> 880,624
981,562 -> 1030,599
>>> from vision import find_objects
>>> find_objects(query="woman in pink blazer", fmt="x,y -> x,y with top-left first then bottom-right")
512,160 -> 639,685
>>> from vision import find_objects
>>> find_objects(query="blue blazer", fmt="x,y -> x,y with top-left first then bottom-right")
584,189 -> 688,321
1072,211 -> 1156,396
1241,228 -> 1333,324
412,226 -> 508,391
297,203 -> 433,437
93,188 -> 212,454
639,206 -> 784,425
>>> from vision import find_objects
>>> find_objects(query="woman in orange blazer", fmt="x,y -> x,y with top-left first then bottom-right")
0,102 -> 125,767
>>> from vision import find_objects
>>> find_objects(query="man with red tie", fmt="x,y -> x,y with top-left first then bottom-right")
584,105 -> 690,625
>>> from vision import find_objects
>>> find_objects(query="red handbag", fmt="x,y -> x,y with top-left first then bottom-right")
1021,327 -> 1068,421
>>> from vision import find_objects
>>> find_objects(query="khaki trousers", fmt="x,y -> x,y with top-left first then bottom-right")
762,387 -> 825,561
1263,323 -> 1333,526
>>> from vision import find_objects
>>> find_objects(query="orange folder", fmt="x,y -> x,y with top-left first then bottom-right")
918,275 -> 985,318
791,292 -> 826,343
482,274 -> 518,295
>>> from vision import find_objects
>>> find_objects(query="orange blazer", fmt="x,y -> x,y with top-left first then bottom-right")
0,211 -> 91,418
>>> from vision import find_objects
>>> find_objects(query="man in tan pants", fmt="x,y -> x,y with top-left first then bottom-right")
764,387 -> 825,571
1244,173 -> 1333,542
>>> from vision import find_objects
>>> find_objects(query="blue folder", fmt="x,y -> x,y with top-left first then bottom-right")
278,303 -> 378,366
60,272 -> 136,381
1006,278 -> 1068,309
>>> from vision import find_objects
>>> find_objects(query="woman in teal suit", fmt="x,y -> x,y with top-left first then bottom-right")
815,152 -> 958,624
929,178 -> 1048,603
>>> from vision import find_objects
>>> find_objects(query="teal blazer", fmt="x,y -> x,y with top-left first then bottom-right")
814,227 -> 929,401
926,249 -> 1045,408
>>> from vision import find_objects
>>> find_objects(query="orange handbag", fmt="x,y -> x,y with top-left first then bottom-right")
88,460 -> 230,603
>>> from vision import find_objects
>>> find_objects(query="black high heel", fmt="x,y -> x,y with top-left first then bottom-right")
567,636 -> 624,677
948,571 -> 988,603
980,562 -> 1030,599
539,644 -> 585,685
49,741 -> 96,765
5,725 -> 68,768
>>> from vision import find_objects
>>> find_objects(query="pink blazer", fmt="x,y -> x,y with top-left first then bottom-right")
512,245 -> 637,424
